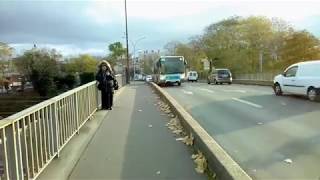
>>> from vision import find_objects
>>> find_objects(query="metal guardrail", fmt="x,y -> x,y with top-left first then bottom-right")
0,81 -> 101,180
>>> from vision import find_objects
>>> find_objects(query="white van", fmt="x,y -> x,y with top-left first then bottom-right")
187,71 -> 198,82
273,60 -> 320,101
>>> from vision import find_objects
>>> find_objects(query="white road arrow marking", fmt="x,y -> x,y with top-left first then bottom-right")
199,88 -> 215,93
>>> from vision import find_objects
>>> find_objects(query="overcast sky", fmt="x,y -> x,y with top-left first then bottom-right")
1,0 -> 320,57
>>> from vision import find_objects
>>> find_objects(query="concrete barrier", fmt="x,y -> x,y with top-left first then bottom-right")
150,82 -> 252,180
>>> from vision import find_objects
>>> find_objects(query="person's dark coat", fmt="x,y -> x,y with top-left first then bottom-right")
96,70 -> 118,93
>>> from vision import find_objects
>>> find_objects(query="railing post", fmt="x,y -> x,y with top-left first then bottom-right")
5,123 -> 24,179
96,83 -> 101,109
75,92 -> 80,134
87,87 -> 91,118
52,102 -> 60,158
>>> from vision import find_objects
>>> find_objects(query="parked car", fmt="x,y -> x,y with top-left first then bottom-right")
145,75 -> 153,82
207,69 -> 232,85
273,60 -> 320,101
187,71 -> 198,82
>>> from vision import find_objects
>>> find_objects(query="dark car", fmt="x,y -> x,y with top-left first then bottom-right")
207,69 -> 232,85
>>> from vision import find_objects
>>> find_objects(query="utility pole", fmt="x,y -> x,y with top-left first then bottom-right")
124,0 -> 130,84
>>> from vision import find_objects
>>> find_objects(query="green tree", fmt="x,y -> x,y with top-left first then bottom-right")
14,48 -> 60,96
164,16 -> 320,76
0,42 -> 14,79
280,30 -> 320,66
107,42 -> 126,67
65,54 -> 98,73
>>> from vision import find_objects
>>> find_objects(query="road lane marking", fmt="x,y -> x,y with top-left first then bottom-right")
223,90 -> 247,93
199,88 -> 215,93
280,102 -> 287,106
182,90 -> 193,95
232,98 -> 263,109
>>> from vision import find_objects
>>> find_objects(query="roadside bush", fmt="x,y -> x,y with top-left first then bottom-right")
65,74 -> 76,89
79,72 -> 95,85
54,74 -> 76,91
31,71 -> 55,97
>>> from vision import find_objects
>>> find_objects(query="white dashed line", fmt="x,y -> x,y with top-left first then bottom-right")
223,90 -> 247,93
232,98 -> 263,109
182,90 -> 193,95
199,88 -> 215,93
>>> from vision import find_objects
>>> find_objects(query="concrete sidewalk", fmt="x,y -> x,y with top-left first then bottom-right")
69,83 -> 205,180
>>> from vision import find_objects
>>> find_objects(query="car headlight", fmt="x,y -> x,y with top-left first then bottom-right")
160,75 -> 166,80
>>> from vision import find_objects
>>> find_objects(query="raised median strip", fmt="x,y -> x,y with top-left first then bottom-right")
150,82 -> 252,180
233,79 -> 273,86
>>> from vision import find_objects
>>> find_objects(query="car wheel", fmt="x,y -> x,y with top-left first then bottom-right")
228,82 -> 232,85
307,87 -> 318,101
214,79 -> 218,85
178,82 -> 181,86
274,83 -> 282,96
207,79 -> 211,84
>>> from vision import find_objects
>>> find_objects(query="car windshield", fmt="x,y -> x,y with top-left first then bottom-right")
161,57 -> 184,74
217,70 -> 230,74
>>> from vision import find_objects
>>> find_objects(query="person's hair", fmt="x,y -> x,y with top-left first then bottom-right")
98,60 -> 114,74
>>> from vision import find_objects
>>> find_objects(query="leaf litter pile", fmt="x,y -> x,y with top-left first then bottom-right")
156,98 -> 214,177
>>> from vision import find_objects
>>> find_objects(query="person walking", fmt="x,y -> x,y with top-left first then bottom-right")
96,60 -> 118,110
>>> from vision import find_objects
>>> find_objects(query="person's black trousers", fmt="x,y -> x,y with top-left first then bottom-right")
101,91 -> 113,109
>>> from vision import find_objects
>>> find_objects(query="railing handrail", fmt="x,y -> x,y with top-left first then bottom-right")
0,81 -> 96,128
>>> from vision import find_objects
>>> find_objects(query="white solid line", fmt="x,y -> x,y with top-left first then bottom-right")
232,98 -> 263,109
199,88 -> 215,93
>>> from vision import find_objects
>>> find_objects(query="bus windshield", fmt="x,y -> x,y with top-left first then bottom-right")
160,57 -> 185,74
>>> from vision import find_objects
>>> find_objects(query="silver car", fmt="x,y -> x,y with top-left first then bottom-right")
207,69 -> 232,85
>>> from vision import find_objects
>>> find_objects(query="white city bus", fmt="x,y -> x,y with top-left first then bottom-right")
153,56 -> 187,86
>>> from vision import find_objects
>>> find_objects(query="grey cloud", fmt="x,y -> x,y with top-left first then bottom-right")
0,1 -> 123,44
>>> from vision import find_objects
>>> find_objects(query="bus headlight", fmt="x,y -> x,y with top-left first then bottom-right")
160,75 -> 166,80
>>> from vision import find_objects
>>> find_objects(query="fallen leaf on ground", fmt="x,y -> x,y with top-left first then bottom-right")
182,133 -> 194,146
192,151 -> 207,174
172,129 -> 183,135
138,109 -> 142,112
148,124 -> 153,128
191,154 -> 199,159
156,171 -> 161,175
284,158 -> 293,164
176,137 -> 184,141
257,122 -> 263,125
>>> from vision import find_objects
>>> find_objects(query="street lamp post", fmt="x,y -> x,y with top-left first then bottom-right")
124,0 -> 130,84
131,37 -> 146,80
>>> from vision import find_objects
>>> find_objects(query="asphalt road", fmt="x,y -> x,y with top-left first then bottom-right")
163,82 -> 320,180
